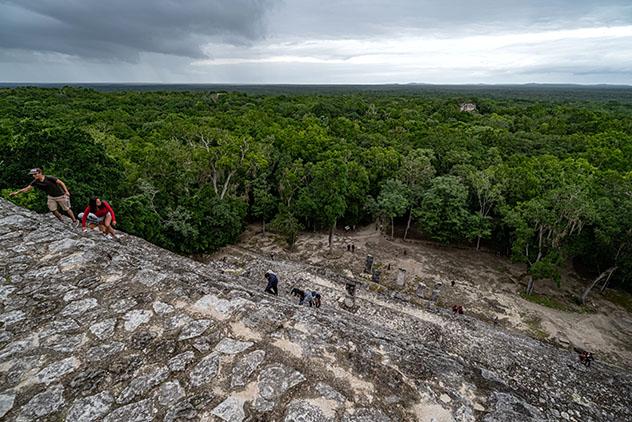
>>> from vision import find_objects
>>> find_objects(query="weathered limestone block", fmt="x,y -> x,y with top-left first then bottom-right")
86,342 -> 125,362
36,356 -> 81,384
214,337 -> 253,355
315,383 -> 346,404
189,352 -> 220,387
89,319 -> 116,340
178,319 -> 213,341
0,393 -> 16,418
168,351 -> 196,372
116,365 -> 170,404
103,398 -> 156,422
254,365 -> 305,412
284,400 -> 334,422
61,298 -> 98,317
341,407 -> 391,422
396,268 -> 406,287
18,384 -> 65,421
123,309 -> 153,332
231,350 -> 266,388
157,380 -> 185,406
152,301 -> 174,315
66,391 -> 114,422
211,396 -> 246,422
41,333 -> 86,353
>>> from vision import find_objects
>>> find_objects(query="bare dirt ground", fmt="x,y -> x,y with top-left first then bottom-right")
224,223 -> 632,369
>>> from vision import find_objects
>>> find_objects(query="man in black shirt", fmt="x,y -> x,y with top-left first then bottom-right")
10,168 -> 77,223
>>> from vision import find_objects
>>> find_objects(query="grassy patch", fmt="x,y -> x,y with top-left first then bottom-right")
604,290 -> 632,313
520,292 -> 593,313
524,316 -> 549,341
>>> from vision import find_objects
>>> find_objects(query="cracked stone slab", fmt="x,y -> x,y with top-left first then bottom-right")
157,380 -> 185,406
284,399 -> 334,422
39,318 -> 81,338
166,314 -> 193,330
61,298 -> 98,317
110,299 -> 138,314
89,319 -> 116,340
0,310 -> 26,326
116,365 -> 170,404
231,350 -> 266,388
63,288 -> 90,302
66,391 -> 114,422
214,338 -> 254,355
17,384 -> 65,421
103,398 -> 156,422
0,285 -> 17,301
36,356 -> 81,384
41,333 -> 86,353
86,342 -> 125,362
1,337 -> 40,362
168,351 -> 195,372
212,396 -> 246,422
0,393 -> 16,418
47,238 -> 82,254
132,269 -> 168,287
341,408 -> 391,422
254,365 -> 306,412
178,319 -> 213,341
189,352 -> 220,387
152,301 -> 174,315
315,383 -> 347,404
191,294 -> 255,320
123,309 -> 153,332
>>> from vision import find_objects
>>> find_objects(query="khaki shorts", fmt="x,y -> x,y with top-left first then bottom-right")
47,195 -> 71,212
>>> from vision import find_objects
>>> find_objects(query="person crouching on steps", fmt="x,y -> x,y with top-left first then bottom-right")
264,270 -> 279,296
79,196 -> 117,239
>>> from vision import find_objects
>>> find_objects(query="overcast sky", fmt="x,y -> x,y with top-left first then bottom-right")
1,0 -> 631,84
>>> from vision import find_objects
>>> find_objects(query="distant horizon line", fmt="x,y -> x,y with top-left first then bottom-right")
2,82 -> 632,88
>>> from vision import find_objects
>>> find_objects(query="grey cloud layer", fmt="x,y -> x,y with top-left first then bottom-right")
0,0 -> 277,60
1,0 -> 631,83
270,0 -> 632,37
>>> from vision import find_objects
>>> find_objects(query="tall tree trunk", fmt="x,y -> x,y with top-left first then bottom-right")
262,219 -> 266,235
526,275 -> 535,296
328,223 -> 334,252
582,266 -> 617,304
476,235 -> 481,250
391,217 -> 395,239
404,208 -> 413,241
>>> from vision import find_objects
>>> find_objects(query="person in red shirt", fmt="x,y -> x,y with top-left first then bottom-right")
79,196 -> 117,239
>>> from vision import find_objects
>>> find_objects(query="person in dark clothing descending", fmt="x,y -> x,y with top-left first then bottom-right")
264,270 -> 279,295
79,196 -> 118,239
10,168 -> 77,224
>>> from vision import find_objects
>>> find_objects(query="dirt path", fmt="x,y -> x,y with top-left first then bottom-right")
216,224 -> 632,368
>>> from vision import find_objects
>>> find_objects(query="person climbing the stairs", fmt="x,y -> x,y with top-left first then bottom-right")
10,168 -> 77,224
264,270 -> 279,296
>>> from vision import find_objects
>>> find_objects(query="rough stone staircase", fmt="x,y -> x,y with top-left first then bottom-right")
1,198 -> 631,421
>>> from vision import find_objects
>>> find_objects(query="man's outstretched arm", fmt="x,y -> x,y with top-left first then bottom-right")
9,185 -> 33,196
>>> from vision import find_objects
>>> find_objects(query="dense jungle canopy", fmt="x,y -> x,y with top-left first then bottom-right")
1,86 -> 631,293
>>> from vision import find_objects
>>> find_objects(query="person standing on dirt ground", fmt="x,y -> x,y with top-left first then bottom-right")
10,168 -> 77,224
264,270 -> 279,296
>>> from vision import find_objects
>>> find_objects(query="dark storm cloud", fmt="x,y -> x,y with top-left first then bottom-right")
0,0 -> 277,60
